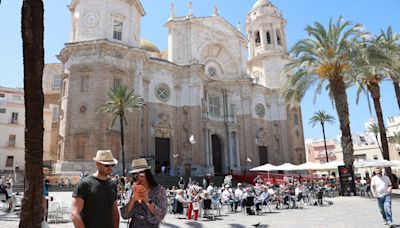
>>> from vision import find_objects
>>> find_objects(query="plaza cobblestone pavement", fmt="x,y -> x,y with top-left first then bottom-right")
1,191 -> 400,228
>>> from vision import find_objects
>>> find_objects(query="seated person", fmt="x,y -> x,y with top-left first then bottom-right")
233,183 -> 244,212
221,185 -> 234,212
1,183 -> 14,211
174,189 -> 188,214
242,187 -> 255,215
282,183 -> 295,208
295,183 -> 304,201
0,185 -> 9,199
206,183 -> 214,193
255,186 -> 270,213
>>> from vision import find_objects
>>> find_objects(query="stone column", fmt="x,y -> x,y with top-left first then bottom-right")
204,128 -> 210,166
143,78 -> 151,159
235,132 -> 241,169
272,23 -> 277,49
260,27 -> 266,50
208,129 -> 213,168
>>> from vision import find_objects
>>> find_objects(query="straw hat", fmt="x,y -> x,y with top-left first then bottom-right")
93,150 -> 118,165
129,158 -> 151,173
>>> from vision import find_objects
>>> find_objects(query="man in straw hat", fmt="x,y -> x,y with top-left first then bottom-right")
71,150 -> 120,228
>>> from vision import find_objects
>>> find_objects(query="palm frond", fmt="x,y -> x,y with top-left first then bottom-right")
98,84 -> 146,128
309,110 -> 336,127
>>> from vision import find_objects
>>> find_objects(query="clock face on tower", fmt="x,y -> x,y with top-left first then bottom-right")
84,12 -> 99,28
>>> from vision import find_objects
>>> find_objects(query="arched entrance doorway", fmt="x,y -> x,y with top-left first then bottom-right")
259,146 -> 268,165
212,135 -> 223,174
155,137 -> 170,175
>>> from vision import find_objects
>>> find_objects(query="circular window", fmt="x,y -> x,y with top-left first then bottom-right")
207,66 -> 218,77
155,84 -> 170,102
255,103 -> 265,117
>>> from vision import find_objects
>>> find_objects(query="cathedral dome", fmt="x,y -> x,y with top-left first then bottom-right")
252,0 -> 270,10
139,39 -> 160,53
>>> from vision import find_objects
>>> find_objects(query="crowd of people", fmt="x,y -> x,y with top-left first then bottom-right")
68,149 -> 396,228
167,173 -> 338,219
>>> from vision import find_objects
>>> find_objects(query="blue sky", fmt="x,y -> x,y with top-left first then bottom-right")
0,0 -> 399,140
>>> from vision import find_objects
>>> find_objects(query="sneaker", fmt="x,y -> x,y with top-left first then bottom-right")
388,222 -> 394,227
383,220 -> 388,225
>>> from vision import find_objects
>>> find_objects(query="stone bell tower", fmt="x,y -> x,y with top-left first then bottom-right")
246,0 -> 289,89
68,0 -> 145,47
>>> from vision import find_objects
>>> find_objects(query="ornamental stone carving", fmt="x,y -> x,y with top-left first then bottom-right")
152,113 -> 173,138
256,128 -> 269,146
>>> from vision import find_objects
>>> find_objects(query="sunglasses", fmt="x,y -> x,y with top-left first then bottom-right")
103,164 -> 115,168
133,171 -> 145,177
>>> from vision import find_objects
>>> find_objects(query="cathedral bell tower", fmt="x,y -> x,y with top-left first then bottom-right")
246,0 -> 289,89
68,0 -> 145,47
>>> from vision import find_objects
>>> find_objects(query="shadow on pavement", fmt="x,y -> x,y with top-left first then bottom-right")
186,221 -> 203,228
161,222 -> 181,228
228,224 -> 246,228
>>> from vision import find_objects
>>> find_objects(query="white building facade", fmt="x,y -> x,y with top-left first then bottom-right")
53,0 -> 306,176
0,87 -> 52,172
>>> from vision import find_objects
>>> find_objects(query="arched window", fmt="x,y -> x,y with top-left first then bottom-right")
294,114 -> 298,124
255,31 -> 261,47
276,29 -> 282,46
266,31 -> 271,44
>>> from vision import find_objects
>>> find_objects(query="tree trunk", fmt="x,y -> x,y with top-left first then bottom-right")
329,77 -> 354,166
20,0 -> 45,227
120,114 -> 125,176
321,122 -> 329,163
393,79 -> 400,110
368,82 -> 398,188
374,134 -> 382,155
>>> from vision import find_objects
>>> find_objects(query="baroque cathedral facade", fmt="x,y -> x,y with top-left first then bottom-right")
46,0 -> 306,176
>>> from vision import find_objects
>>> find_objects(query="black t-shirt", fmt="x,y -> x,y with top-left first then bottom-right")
72,175 -> 117,228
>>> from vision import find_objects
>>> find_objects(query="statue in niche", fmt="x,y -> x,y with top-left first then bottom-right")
257,128 -> 269,146
153,113 -> 173,138
230,104 -> 237,117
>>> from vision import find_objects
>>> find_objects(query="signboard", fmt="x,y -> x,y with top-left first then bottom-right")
338,165 -> 357,196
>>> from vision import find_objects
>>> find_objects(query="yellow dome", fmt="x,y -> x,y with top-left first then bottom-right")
139,39 -> 160,53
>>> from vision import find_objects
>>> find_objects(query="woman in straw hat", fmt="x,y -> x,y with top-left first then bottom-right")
120,158 -> 168,227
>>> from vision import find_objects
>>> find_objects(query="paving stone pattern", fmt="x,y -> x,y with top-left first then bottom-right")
1,191 -> 399,228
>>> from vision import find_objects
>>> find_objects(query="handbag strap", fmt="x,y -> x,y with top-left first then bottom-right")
126,218 -> 131,228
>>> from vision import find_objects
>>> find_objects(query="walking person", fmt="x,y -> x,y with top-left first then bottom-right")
71,150 -> 120,228
178,176 -> 185,190
121,158 -> 168,227
371,167 -> 394,227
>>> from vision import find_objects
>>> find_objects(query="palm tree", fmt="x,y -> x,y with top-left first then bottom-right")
309,110 -> 336,163
351,36 -> 398,187
20,0 -> 45,227
99,85 -> 145,176
393,132 -> 400,145
281,17 -> 367,167
366,123 -> 382,153
378,26 -> 400,109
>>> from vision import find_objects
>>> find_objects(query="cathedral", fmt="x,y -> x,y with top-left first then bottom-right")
45,0 -> 306,176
